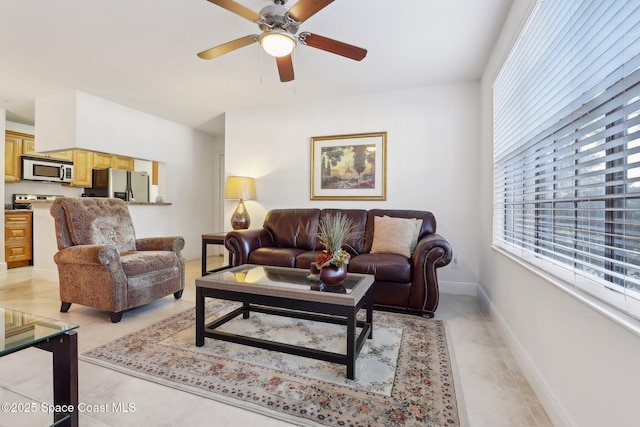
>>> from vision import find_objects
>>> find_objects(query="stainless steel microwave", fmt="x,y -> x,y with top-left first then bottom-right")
21,156 -> 74,183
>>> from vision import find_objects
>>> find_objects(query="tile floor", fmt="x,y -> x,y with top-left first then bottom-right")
0,257 -> 553,427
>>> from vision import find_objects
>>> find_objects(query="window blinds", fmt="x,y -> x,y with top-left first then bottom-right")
493,0 -> 640,318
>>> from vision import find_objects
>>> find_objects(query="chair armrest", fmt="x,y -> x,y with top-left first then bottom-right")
53,245 -> 120,266
225,229 -> 275,266
136,236 -> 185,253
409,233 -> 453,314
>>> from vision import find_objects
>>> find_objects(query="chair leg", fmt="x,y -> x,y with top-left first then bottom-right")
60,302 -> 72,313
174,290 -> 183,299
110,312 -> 124,323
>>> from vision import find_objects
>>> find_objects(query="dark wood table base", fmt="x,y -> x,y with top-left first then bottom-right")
34,331 -> 79,427
196,287 -> 373,380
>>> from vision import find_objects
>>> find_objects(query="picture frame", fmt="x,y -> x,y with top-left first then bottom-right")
310,132 -> 387,200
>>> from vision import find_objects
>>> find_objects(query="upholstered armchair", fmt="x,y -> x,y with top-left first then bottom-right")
50,197 -> 185,323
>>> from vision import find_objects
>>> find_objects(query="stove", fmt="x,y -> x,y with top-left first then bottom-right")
12,194 -> 65,209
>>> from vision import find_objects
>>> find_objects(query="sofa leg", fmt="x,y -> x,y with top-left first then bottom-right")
174,290 -> 183,299
110,312 -> 124,323
60,302 -> 72,313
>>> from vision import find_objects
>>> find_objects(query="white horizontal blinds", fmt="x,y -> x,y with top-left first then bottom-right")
493,0 -> 640,319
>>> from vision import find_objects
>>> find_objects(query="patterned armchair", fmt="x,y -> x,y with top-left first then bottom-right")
50,197 -> 185,323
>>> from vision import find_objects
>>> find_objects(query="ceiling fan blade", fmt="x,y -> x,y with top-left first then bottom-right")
298,32 -> 367,61
276,54 -> 295,82
288,0 -> 334,23
206,0 -> 261,21
197,35 -> 258,60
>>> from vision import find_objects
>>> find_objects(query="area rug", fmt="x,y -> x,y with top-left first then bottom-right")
81,300 -> 460,426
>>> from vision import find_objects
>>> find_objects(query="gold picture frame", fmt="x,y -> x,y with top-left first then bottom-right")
310,132 -> 387,200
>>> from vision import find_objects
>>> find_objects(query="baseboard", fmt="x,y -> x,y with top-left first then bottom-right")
440,281 -> 478,296
476,286 -> 573,427
0,261 -> 7,272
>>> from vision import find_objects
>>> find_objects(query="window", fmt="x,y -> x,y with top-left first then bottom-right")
493,0 -> 640,319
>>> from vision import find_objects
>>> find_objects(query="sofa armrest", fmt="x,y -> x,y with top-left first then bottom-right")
410,233 -> 453,314
53,245 -> 120,266
53,245 -> 129,313
225,229 -> 275,266
136,236 -> 185,253
414,233 -> 453,268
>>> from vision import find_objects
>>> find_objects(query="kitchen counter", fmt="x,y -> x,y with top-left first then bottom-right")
7,202 -> 171,210
126,201 -> 172,206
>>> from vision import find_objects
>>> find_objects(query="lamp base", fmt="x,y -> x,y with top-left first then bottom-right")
231,200 -> 250,230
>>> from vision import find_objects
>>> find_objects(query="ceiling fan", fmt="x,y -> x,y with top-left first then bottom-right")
197,0 -> 367,82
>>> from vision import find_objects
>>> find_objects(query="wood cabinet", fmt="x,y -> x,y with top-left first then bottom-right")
66,151 -> 134,188
5,130 -> 73,182
112,155 -> 134,171
91,151 -> 113,169
22,138 -> 73,161
69,149 -> 93,187
5,130 -> 135,186
4,133 -> 23,182
5,211 -> 33,269
92,152 -> 134,171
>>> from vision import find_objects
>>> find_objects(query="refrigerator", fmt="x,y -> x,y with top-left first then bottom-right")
90,168 -> 149,202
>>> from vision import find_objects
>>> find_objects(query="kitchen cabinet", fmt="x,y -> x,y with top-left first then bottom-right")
5,133 -> 22,182
91,151 -> 113,169
67,149 -> 93,187
5,211 -> 33,268
22,138 -> 73,161
65,150 -> 134,188
5,131 -> 73,182
5,130 -> 135,186
93,152 -> 134,170
112,155 -> 134,170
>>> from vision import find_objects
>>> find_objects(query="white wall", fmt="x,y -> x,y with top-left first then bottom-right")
479,1 -> 640,426
225,82 -> 481,292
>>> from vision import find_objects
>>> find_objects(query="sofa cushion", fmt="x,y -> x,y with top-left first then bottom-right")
348,253 -> 412,282
58,197 -> 136,252
370,215 -> 422,258
263,209 -> 320,250
119,251 -> 179,277
295,250 -> 322,269
249,247 -> 307,268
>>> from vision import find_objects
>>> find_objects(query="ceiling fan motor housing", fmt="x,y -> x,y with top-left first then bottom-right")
259,4 -> 299,34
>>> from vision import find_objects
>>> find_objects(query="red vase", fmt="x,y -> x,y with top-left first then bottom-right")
319,264 -> 347,286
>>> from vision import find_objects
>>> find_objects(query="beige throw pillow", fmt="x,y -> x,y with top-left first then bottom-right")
370,216 -> 423,258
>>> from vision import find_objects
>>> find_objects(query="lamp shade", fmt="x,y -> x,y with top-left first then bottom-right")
224,176 -> 256,201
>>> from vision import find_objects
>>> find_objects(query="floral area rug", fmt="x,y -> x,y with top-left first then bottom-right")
81,299 -> 460,426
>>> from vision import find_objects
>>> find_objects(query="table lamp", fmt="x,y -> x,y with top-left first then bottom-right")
224,176 -> 256,230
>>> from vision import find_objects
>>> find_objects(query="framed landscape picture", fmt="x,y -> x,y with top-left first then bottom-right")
310,132 -> 387,200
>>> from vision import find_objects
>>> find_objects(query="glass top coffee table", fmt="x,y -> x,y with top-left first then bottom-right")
1,308 -> 78,427
195,264 -> 374,379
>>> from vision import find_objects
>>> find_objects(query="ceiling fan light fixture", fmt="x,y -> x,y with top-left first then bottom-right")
260,30 -> 296,57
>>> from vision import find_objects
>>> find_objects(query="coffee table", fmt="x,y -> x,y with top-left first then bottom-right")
0,308 -> 78,427
195,264 -> 374,380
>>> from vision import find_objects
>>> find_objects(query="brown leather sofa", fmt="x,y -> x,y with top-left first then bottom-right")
225,208 -> 452,317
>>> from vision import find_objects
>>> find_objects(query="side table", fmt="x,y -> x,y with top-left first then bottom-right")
201,232 -> 234,276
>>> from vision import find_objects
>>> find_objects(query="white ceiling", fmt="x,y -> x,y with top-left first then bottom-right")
0,0 -> 512,136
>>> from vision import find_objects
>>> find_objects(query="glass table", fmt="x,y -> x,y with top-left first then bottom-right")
195,264 -> 374,379
1,308 -> 78,427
